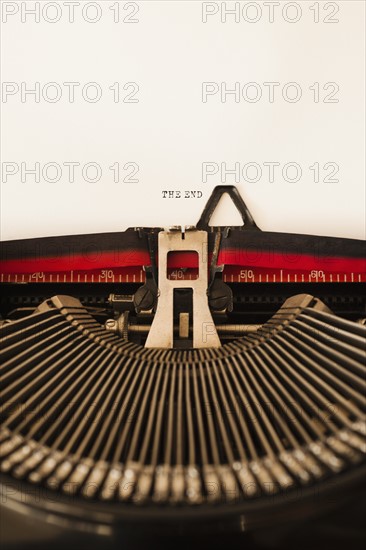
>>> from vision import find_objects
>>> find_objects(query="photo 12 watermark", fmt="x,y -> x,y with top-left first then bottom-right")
1,82 -> 140,103
1,1 -> 140,24
1,161 -> 140,184
201,161 -> 340,184
202,82 -> 340,103
201,2 -> 340,24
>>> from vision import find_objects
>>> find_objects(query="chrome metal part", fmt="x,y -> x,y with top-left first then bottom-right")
145,228 -> 221,348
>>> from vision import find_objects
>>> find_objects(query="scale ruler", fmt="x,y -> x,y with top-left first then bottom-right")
1,266 -> 365,284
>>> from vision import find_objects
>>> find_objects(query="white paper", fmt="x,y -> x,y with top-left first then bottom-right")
1,0 -> 365,241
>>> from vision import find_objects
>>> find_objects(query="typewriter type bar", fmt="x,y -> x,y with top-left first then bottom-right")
0,294 -> 365,507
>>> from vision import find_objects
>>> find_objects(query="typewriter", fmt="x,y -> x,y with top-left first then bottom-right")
0,186 -> 365,549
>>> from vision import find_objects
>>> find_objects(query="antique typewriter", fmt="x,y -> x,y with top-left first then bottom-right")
1,186 -> 365,549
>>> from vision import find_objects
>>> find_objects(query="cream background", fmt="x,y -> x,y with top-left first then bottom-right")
1,0 -> 365,240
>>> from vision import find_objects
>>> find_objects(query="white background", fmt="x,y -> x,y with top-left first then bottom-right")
1,0 -> 365,240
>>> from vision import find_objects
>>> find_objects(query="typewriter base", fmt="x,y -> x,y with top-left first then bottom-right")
1,490 -> 365,550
